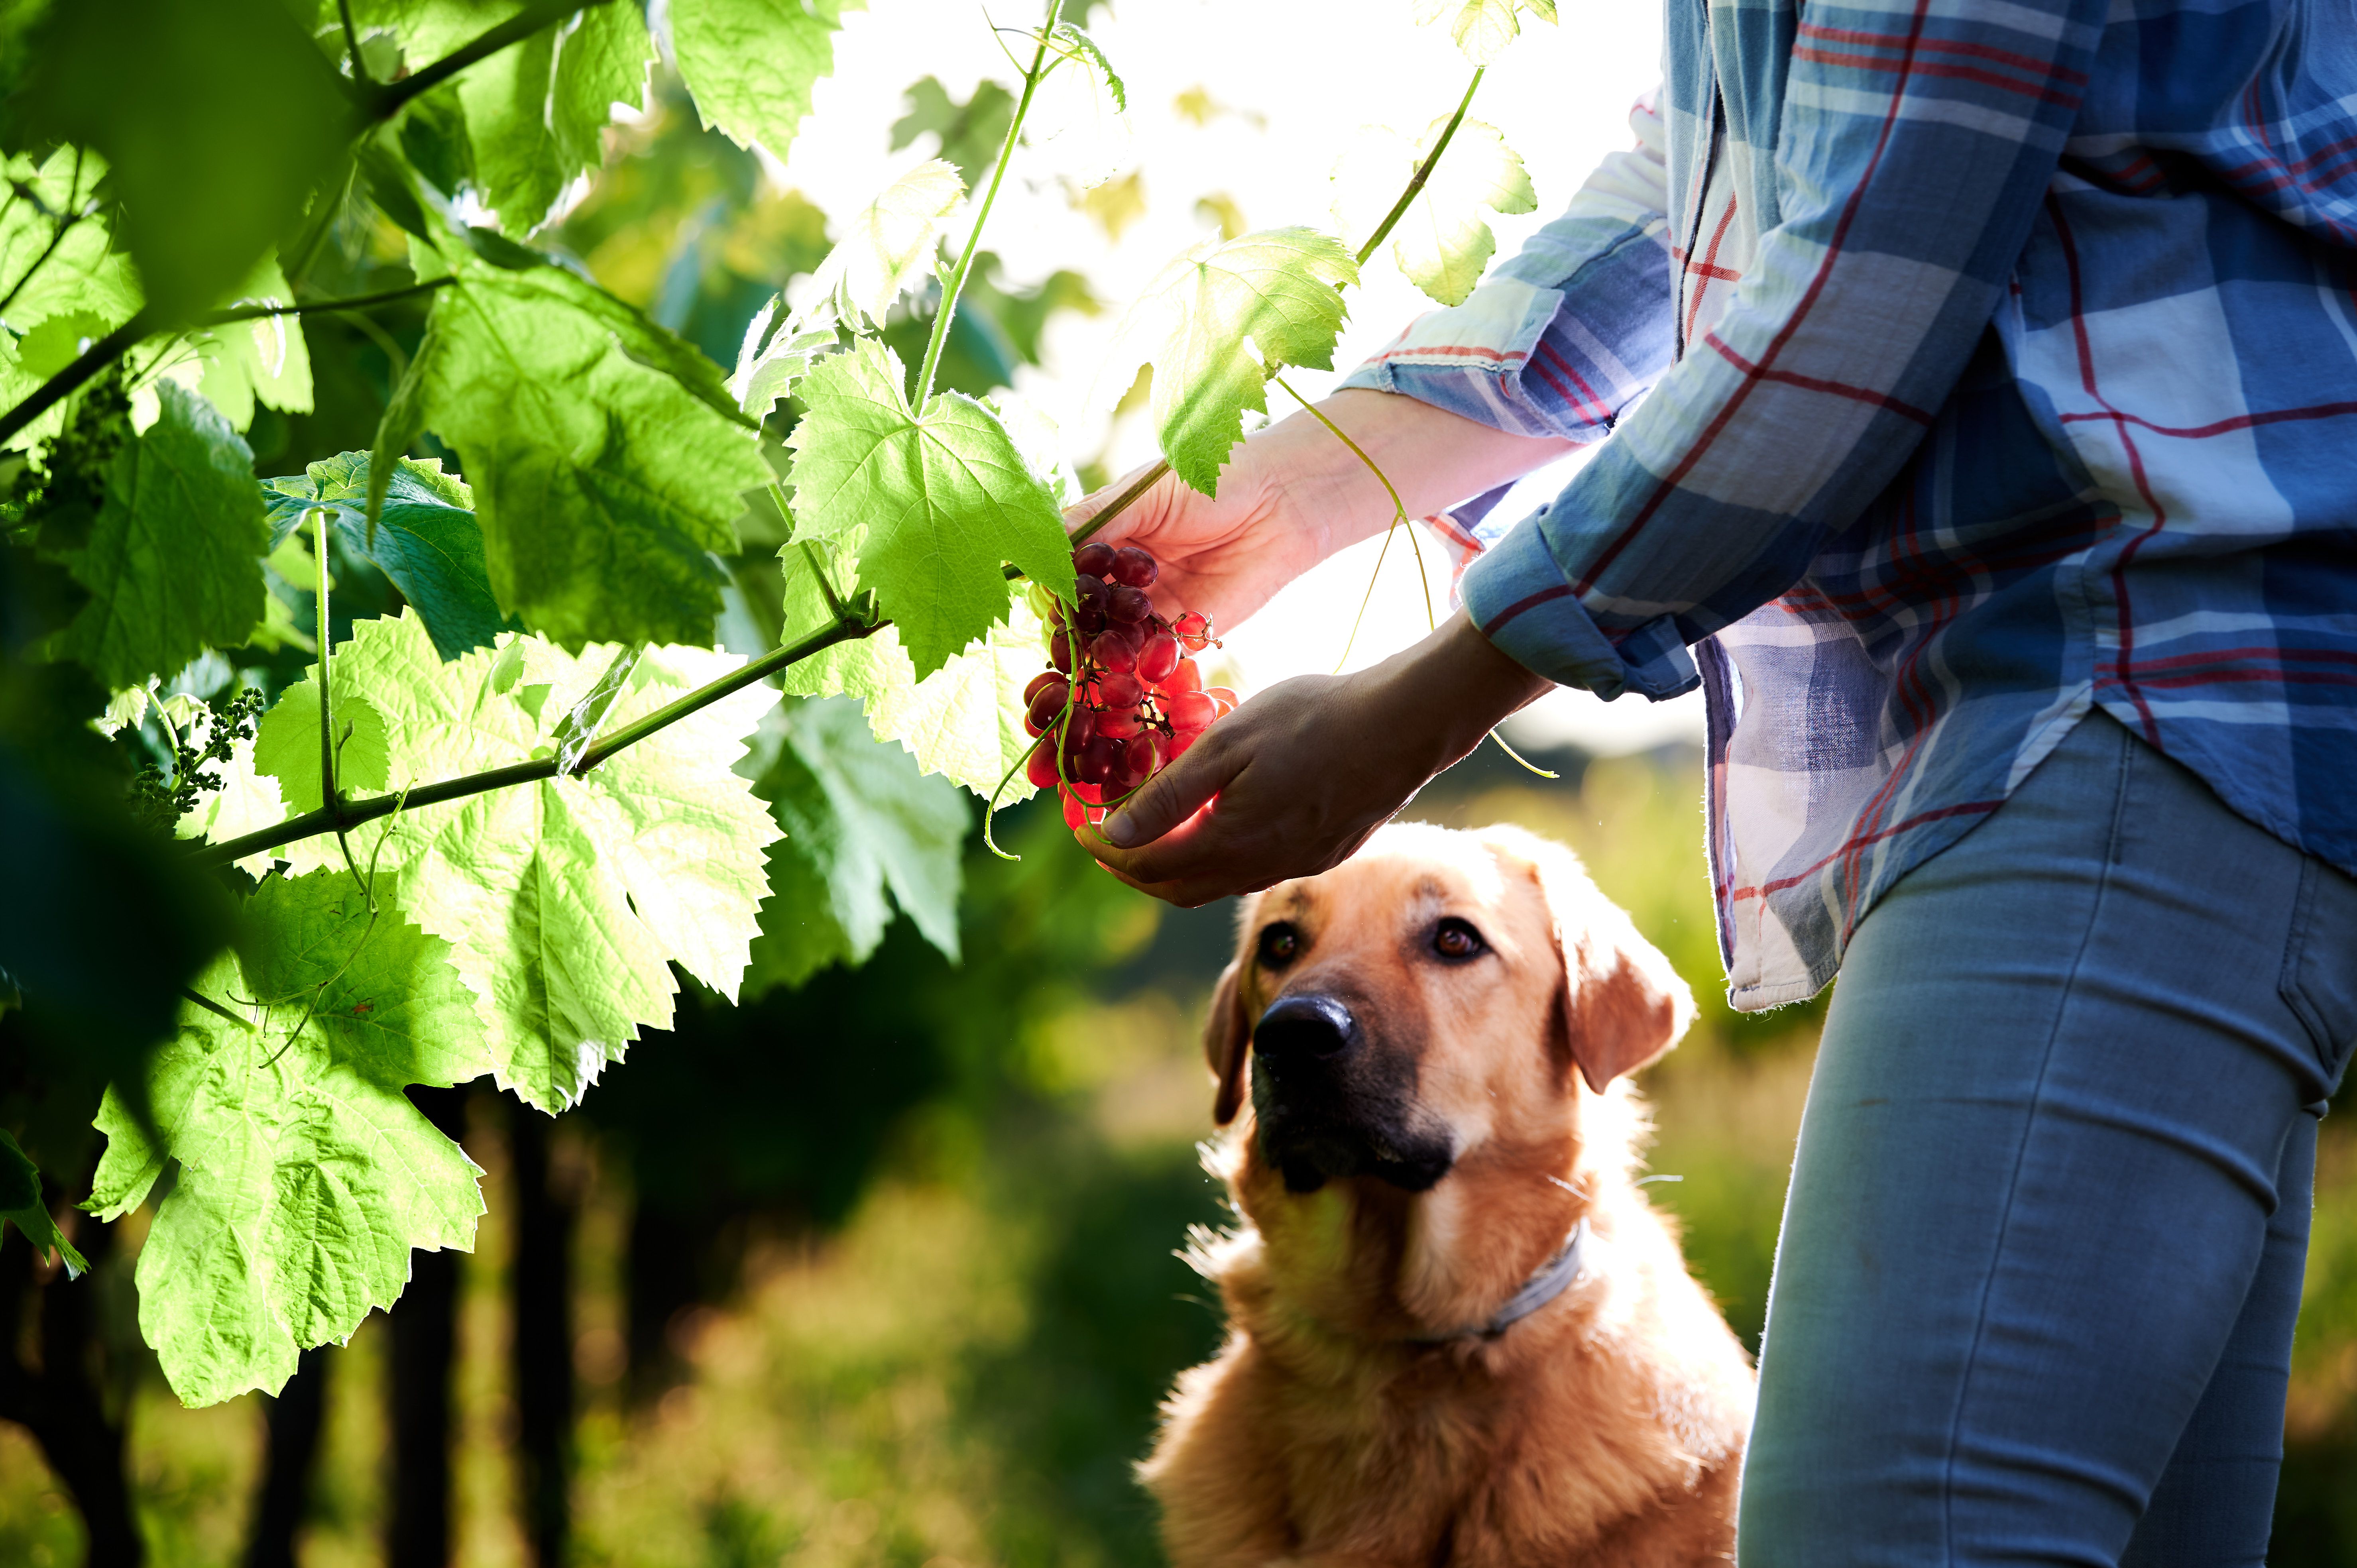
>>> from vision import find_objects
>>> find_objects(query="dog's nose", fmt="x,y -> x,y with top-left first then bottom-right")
1253,994 -> 1358,1067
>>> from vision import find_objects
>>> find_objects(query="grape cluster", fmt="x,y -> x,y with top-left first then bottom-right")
1025,539 -> 1232,829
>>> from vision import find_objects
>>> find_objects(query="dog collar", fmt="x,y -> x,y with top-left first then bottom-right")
1417,1218 -> 1590,1344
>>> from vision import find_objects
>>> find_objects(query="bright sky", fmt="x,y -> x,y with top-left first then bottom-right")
774,0 -> 1703,756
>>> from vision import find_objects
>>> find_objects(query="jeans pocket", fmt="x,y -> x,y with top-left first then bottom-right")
2280,855 -> 2357,1098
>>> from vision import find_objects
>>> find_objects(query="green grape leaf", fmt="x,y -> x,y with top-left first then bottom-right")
671,0 -> 861,165
1099,228 -> 1358,495
890,76 -> 1016,189
0,1130 -> 86,1279
780,568 -> 1048,802
409,249 -> 772,649
0,147 -> 143,338
251,684 -> 393,817
238,611 -> 783,1111
729,297 -> 839,420
1411,0 -> 1554,65
1050,24 -> 1126,112
177,254 -> 315,433
89,871 -> 491,1407
262,452 -> 518,660
1333,118 -> 1536,307
816,161 -> 966,328
14,0 -> 352,322
786,338 -> 1075,680
366,0 -> 655,236
51,381 -> 267,690
742,696 -> 968,993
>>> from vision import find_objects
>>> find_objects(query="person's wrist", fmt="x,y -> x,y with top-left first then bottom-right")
1373,611 -> 1555,772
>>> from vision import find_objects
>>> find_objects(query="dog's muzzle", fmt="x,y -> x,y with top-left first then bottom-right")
1250,993 -> 1454,1194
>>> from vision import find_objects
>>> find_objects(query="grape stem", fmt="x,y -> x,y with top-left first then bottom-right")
1269,375 -> 1436,671
914,0 -> 1065,405
1355,66 -> 1485,267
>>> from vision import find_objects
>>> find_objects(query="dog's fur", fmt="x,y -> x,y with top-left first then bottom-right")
1142,823 -> 1754,1567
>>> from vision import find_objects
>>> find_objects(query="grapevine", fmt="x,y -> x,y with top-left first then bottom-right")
0,0 -> 1565,1448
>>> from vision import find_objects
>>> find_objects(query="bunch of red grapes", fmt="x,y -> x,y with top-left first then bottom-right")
1024,539 -> 1233,829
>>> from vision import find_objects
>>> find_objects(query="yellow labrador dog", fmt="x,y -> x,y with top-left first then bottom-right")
1142,823 -> 1754,1567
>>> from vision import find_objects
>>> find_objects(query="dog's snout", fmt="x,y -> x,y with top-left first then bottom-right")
1253,994 -> 1358,1067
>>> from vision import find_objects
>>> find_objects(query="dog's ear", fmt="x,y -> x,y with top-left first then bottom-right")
1488,825 -> 1695,1093
1204,957 -> 1254,1124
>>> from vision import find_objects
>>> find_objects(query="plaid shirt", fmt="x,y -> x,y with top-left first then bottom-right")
1341,0 -> 2357,1010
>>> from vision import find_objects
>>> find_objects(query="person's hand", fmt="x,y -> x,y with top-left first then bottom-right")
1075,611 -> 1555,906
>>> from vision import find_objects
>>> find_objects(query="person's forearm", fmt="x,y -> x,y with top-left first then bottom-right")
1257,389 -> 1576,560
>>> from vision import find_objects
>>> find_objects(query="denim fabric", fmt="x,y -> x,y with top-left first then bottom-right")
1738,711 -> 2357,1566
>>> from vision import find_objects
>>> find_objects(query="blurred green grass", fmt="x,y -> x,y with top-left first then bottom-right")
4,747 -> 2352,1565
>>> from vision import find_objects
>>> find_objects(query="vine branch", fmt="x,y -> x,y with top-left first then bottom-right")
195,614 -> 883,868
364,0 -> 613,123
915,0 -> 1064,405
0,280 -> 453,448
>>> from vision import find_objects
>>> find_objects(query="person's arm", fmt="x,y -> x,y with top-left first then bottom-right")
1089,0 -> 2107,902
1076,91 -> 1680,630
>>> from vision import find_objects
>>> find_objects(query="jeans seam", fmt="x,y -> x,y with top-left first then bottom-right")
1938,718 -> 2134,1564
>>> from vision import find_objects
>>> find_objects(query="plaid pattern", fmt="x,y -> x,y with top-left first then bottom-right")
1341,0 -> 2357,1009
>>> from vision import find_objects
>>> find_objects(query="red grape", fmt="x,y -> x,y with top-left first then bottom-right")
1026,679 -> 1069,733
1073,540 -> 1116,579
1108,584 -> 1152,625
1061,790 -> 1087,830
1166,729 -> 1198,761
1168,691 -> 1216,733
1111,546 -> 1158,589
1120,733 -> 1160,786
1157,658 -> 1202,696
1205,686 -> 1237,714
1024,670 -> 1062,704
1137,632 -> 1180,683
1026,739 -> 1060,788
1095,670 -> 1143,709
1174,611 -> 1213,650
1092,629 -> 1138,673
1050,630 -> 1071,672
1097,707 -> 1144,739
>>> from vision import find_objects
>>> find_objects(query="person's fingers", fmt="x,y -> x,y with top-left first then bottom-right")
1099,730 -> 1235,849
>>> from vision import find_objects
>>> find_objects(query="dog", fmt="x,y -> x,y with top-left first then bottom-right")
1141,822 -> 1755,1566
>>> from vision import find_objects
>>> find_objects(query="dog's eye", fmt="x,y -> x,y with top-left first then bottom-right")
1431,917 -> 1487,962
1256,922 -> 1300,968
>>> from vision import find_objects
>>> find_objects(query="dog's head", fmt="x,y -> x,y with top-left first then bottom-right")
1200,821 -> 1694,1335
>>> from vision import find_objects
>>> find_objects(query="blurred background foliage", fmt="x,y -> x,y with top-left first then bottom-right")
2,11 -> 2353,1568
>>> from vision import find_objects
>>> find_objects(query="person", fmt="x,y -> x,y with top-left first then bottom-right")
1071,0 -> 2357,1560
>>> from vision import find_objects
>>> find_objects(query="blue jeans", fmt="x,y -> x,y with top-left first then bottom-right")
1738,712 -> 2357,1566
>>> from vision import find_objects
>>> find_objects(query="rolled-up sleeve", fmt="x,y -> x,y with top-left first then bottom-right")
1339,92 -> 1676,443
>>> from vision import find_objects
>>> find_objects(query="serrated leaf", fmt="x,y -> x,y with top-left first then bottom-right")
1026,23 -> 1131,189
361,0 -> 654,236
90,871 -> 491,1406
0,1130 -> 86,1278
409,250 -> 773,649
1333,118 -> 1536,307
816,161 -> 966,328
1099,228 -> 1357,495
262,451 -> 518,660
240,611 -> 782,1111
173,254 -> 314,433
51,380 -> 267,690
1411,0 -> 1553,65
786,338 -> 1075,679
890,77 -> 1016,190
0,147 -> 142,338
742,696 -> 968,993
780,574 -> 1048,802
672,0 -> 862,165
251,683 -> 392,817
729,296 -> 838,419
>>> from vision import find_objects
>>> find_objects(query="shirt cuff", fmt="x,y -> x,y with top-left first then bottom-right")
1459,510 -> 1700,701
